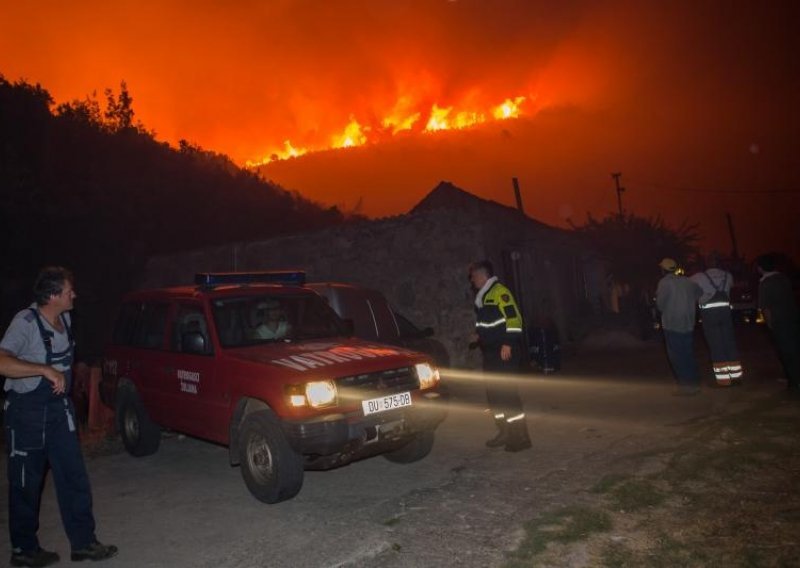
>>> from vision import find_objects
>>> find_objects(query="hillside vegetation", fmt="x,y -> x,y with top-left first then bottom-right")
0,76 -> 352,354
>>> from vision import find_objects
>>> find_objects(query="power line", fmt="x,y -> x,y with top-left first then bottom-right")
627,179 -> 800,194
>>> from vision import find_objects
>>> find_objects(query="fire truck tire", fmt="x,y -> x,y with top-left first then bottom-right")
383,430 -> 435,464
239,410 -> 304,503
117,390 -> 161,457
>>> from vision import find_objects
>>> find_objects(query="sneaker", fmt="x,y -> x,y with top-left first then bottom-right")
71,541 -> 118,562
10,547 -> 60,568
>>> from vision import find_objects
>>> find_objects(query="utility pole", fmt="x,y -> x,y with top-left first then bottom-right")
511,177 -> 525,216
726,212 -> 740,261
611,172 -> 625,217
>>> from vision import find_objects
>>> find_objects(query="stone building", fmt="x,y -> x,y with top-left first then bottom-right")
143,182 -> 599,368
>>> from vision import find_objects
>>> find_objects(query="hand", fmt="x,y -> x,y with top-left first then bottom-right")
43,367 -> 66,394
500,344 -> 512,361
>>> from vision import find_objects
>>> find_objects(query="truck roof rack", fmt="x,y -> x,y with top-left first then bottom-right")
195,271 -> 306,288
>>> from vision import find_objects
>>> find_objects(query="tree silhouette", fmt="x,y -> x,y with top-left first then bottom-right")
104,81 -> 135,131
0,75 -> 353,356
573,212 -> 700,292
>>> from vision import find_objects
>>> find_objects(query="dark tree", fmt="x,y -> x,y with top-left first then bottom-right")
104,81 -> 135,132
0,76 -> 353,356
573,212 -> 700,292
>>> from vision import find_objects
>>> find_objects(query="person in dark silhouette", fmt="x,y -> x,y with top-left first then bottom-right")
656,258 -> 703,395
0,267 -> 118,567
468,260 -> 531,452
756,254 -> 800,394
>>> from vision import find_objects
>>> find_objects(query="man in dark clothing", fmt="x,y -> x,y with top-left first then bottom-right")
469,260 -> 531,452
656,257 -> 703,394
0,267 -> 118,567
756,254 -> 800,393
690,253 -> 743,386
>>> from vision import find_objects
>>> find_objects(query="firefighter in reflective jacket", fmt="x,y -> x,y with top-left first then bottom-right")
469,260 -> 531,452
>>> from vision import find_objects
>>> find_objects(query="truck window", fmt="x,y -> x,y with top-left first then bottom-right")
172,304 -> 213,355
112,303 -> 141,346
211,293 -> 345,348
133,303 -> 170,349
368,297 -> 400,341
112,302 -> 169,349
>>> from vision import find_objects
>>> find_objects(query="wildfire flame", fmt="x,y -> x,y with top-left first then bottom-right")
246,94 -> 529,167
331,116 -> 368,149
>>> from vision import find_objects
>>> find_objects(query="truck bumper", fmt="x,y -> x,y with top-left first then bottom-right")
281,390 -> 447,467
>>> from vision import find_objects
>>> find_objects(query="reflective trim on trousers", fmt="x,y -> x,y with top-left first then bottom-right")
506,413 -> 525,423
700,302 -> 731,309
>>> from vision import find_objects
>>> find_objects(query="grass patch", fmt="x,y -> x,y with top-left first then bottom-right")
382,516 -> 402,527
601,542 -> 636,568
508,506 -> 612,564
510,395 -> 800,566
610,479 -> 665,512
591,473 -> 630,494
645,533 -> 709,568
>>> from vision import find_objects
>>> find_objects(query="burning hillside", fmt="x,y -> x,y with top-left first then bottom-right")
245,94 -> 531,166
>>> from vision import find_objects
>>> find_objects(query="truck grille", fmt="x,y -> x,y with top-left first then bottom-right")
336,366 -> 418,397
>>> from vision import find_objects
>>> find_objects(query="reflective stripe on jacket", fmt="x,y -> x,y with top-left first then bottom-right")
475,279 -> 523,346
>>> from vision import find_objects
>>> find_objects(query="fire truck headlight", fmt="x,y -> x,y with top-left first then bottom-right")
415,363 -> 440,389
305,380 -> 338,408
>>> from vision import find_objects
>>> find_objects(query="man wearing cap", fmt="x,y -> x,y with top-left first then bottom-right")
656,258 -> 703,394
690,253 -> 743,386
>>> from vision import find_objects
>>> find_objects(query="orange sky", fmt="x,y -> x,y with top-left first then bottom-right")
1,0 -> 798,259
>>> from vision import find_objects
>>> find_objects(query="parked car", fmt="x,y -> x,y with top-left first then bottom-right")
101,272 -> 447,503
306,282 -> 450,367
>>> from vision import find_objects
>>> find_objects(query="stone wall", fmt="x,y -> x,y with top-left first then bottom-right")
143,208 -> 487,368
143,206 -> 594,368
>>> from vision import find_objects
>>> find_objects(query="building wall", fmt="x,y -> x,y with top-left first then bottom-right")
143,207 -> 592,368
144,209 -> 486,368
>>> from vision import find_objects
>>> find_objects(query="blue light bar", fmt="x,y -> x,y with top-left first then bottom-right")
195,271 -> 306,287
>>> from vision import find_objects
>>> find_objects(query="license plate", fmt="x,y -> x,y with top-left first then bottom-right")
362,391 -> 413,416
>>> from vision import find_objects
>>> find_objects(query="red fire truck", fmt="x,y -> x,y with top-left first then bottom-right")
101,272 -> 447,503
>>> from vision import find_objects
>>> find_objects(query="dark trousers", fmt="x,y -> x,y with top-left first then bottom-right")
701,307 -> 739,363
770,320 -> 800,388
482,345 -> 524,419
5,383 -> 96,553
663,330 -> 699,386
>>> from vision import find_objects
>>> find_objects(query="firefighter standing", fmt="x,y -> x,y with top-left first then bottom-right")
690,253 -> 743,386
656,258 -> 703,394
468,260 -> 531,452
0,267 -> 117,567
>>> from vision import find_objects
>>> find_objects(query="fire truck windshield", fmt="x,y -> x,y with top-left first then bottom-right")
211,293 -> 346,347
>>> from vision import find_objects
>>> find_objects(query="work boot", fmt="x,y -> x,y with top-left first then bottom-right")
505,420 -> 532,453
10,547 -> 59,568
485,420 -> 508,448
71,541 -> 118,562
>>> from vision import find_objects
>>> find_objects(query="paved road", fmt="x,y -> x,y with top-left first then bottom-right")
0,327 -> 790,567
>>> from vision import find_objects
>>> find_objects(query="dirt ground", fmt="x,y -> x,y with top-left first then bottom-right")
1,324 -> 798,567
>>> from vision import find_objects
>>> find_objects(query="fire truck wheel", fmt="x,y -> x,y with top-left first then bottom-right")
117,389 -> 161,457
239,410 -> 304,503
383,430 -> 435,464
